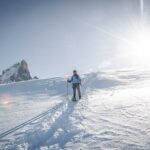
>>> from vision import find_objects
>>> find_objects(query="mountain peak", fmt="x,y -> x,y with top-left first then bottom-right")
0,60 -> 37,84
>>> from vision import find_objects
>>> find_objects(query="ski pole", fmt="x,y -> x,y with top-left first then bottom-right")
67,80 -> 69,100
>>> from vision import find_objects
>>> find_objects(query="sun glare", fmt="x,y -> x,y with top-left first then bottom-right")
129,30 -> 150,60
118,27 -> 150,68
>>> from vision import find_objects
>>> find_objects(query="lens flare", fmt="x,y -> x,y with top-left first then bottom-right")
0,94 -> 12,109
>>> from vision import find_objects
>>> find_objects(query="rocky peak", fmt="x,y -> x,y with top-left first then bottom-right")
0,60 -> 37,84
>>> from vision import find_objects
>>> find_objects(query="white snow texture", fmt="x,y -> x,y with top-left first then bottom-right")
0,70 -> 150,150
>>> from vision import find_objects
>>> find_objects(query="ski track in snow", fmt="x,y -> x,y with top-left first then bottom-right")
1,70 -> 150,149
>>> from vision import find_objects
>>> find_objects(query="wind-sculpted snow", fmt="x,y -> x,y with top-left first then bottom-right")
0,78 -> 67,95
1,70 -> 150,150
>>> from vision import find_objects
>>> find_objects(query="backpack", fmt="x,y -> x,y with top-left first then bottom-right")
72,74 -> 81,84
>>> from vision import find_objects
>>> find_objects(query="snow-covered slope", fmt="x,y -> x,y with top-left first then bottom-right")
0,70 -> 150,150
0,63 -> 20,83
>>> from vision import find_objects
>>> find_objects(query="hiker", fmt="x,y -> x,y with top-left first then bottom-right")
67,70 -> 81,100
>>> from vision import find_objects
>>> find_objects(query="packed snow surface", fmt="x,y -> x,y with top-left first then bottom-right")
0,70 -> 150,150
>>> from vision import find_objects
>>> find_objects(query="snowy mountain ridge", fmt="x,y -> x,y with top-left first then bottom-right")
0,70 -> 129,95
0,63 -> 20,83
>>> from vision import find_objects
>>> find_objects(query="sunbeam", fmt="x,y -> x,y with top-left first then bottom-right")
140,0 -> 144,18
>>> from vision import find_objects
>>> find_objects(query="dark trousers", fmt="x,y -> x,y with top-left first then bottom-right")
72,83 -> 81,99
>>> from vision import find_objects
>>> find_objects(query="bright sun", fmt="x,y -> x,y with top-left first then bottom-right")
118,27 -> 150,68
129,30 -> 150,58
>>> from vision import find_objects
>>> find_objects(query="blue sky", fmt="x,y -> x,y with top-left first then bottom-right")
0,0 -> 149,78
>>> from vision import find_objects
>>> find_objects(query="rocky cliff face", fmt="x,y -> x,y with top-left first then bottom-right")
0,60 -> 36,84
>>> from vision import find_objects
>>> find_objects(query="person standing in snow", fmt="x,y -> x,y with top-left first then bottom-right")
67,70 -> 81,100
